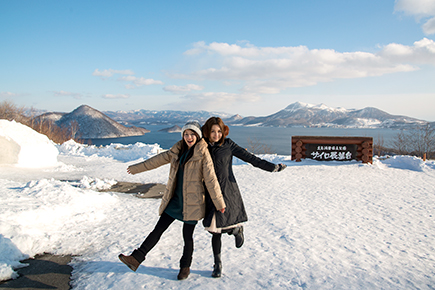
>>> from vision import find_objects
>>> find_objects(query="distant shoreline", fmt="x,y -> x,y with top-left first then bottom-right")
87,125 -> 401,155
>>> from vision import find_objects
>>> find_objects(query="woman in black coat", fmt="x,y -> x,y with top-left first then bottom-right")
201,117 -> 287,278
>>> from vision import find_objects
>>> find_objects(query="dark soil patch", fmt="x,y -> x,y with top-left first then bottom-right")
0,253 -> 73,290
100,182 -> 165,198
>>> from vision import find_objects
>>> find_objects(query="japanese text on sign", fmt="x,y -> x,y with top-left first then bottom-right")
305,144 -> 357,161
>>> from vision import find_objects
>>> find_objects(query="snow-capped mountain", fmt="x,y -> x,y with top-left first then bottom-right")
34,105 -> 149,139
103,109 -> 234,126
231,102 -> 427,128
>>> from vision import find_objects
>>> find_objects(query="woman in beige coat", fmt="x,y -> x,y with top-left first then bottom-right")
119,120 -> 226,280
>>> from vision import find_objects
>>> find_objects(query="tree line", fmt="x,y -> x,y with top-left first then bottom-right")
0,100 -> 82,144
373,124 -> 435,160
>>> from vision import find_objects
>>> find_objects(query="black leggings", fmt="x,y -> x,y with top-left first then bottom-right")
132,212 -> 196,268
212,233 -> 222,256
211,228 -> 236,260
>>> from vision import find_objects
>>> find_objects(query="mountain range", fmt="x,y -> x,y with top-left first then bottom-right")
33,102 -> 431,139
105,102 -> 428,129
232,102 -> 428,129
103,109 -> 235,126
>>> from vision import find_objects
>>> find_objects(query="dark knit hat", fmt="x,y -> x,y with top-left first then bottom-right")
181,120 -> 202,138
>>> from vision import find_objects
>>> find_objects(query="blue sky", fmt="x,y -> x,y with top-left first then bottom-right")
1,0 -> 435,121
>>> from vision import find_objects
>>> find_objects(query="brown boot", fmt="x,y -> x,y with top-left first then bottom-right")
118,254 -> 141,272
177,267 -> 190,280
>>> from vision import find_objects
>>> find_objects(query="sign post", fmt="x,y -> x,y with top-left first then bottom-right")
291,136 -> 373,163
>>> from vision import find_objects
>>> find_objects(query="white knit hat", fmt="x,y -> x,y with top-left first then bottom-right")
181,120 -> 202,138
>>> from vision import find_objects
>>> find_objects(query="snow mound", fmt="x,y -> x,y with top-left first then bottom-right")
377,155 -> 428,172
0,235 -> 28,281
0,120 -> 58,168
57,139 -> 164,162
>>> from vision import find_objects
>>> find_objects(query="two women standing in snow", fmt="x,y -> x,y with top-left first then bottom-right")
119,118 -> 286,280
119,120 -> 226,280
201,117 -> 287,278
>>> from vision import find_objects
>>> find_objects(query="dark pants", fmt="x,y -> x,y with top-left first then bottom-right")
132,212 -> 196,268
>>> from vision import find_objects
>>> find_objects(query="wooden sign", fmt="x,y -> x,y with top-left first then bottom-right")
291,136 -> 373,163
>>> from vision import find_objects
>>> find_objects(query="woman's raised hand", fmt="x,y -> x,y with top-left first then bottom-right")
273,163 -> 287,172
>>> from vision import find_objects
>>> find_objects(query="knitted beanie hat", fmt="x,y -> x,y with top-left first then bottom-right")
181,120 -> 202,138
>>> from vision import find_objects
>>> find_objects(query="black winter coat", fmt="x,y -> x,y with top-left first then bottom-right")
203,138 -> 276,228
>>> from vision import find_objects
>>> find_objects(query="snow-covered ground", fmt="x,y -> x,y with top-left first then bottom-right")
1,120 -> 435,289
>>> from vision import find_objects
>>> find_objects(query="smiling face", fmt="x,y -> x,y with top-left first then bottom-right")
209,124 -> 223,144
183,129 -> 198,148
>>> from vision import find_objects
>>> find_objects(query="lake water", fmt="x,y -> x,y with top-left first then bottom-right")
87,125 -> 401,155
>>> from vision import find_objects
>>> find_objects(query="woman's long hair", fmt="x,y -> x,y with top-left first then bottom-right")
202,117 -> 229,146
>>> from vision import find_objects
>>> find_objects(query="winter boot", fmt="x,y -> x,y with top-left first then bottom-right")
118,254 -> 141,272
232,226 -> 244,248
177,267 -> 190,280
211,254 -> 222,278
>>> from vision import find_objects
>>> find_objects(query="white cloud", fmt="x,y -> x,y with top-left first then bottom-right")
174,39 -> 435,94
395,0 -> 435,34
183,91 -> 259,102
124,84 -> 136,90
102,94 -> 130,99
119,76 -> 136,82
132,77 -> 164,86
395,0 -> 435,16
163,84 -> 204,94
167,91 -> 260,112
184,41 -> 304,58
187,92 -> 259,109
380,38 -> 435,64
92,69 -> 134,78
0,92 -> 19,98
93,69 -> 164,89
423,17 -> 435,34
52,91 -> 82,99
118,76 -> 164,88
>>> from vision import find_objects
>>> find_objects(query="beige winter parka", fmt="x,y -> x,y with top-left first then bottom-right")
127,139 -> 226,221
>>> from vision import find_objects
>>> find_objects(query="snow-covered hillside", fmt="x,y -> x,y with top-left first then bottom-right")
34,105 -> 149,139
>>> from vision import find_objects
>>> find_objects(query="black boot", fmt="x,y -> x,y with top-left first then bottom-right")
211,254 -> 222,278
232,226 -> 244,248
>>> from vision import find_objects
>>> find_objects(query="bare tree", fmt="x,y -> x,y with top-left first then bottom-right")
374,133 -> 384,156
392,124 -> 435,159
392,130 -> 409,155
67,120 -> 83,142
246,137 -> 274,154
0,100 -> 26,122
410,124 -> 435,159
